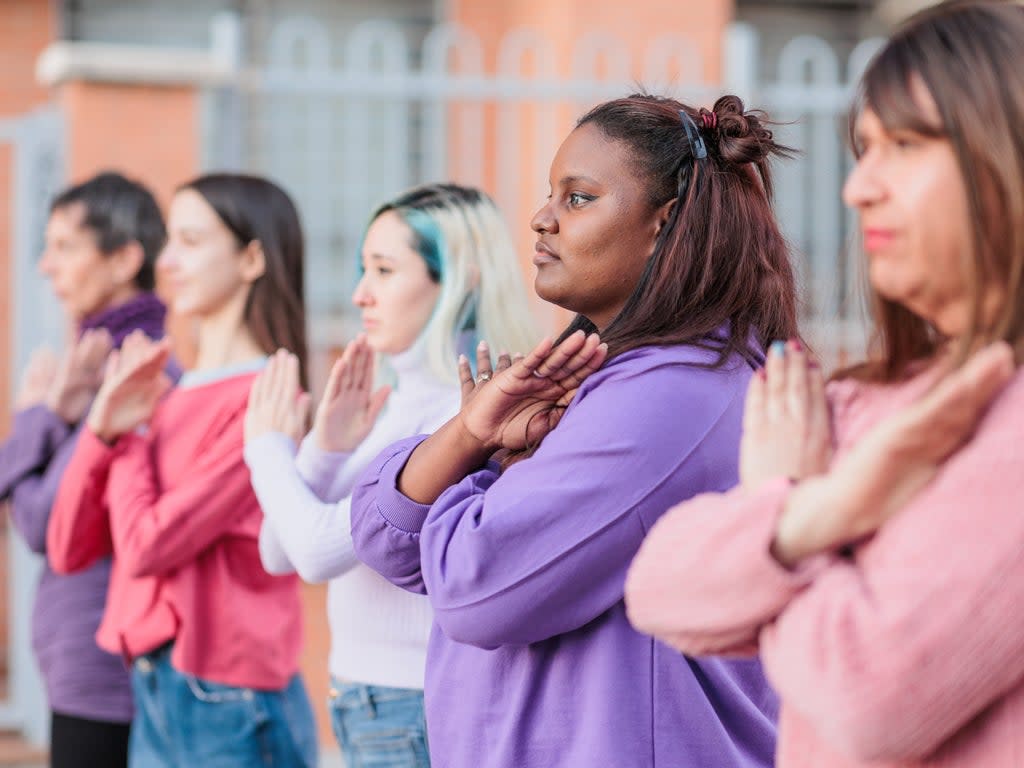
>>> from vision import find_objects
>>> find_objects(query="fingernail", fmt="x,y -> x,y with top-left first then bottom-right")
789,339 -> 803,352
458,354 -> 467,365
757,368 -> 767,380
478,340 -> 488,349
770,340 -> 786,357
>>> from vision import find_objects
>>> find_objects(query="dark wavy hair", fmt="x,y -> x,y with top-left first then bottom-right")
557,93 -> 800,368
179,173 -> 309,389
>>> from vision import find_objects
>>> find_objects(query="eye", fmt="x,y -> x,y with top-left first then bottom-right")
890,132 -> 922,150
375,265 -> 393,276
568,192 -> 595,208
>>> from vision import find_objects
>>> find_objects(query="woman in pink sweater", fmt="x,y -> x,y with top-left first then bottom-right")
625,3 -> 1024,767
48,174 -> 317,767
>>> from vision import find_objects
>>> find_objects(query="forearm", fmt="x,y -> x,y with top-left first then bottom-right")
0,407 -> 70,499
397,416 -> 493,504
772,460 -> 934,568
246,433 -> 361,583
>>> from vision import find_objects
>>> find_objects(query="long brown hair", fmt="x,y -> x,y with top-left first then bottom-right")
181,173 -> 309,389
558,93 -> 799,368
842,0 -> 1024,382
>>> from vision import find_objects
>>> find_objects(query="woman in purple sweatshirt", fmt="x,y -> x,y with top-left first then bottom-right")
0,172 -> 171,768
350,94 -> 795,767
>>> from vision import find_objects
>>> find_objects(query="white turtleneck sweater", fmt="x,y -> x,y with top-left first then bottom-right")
244,343 -> 460,689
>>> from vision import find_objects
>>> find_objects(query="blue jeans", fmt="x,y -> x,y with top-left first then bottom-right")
129,644 -> 317,768
328,680 -> 430,767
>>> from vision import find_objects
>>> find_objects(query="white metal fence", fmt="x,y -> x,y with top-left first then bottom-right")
206,16 -> 883,366
0,105 -> 66,747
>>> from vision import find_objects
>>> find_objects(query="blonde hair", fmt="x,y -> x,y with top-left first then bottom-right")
368,183 -> 539,384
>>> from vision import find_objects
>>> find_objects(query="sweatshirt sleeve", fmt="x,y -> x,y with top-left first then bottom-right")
625,478 -> 826,656
105,408 -> 256,578
350,435 -> 442,595
354,360 -> 747,649
0,406 -> 70,499
755,377 -> 1024,763
0,407 -> 73,553
47,427 -> 118,574
244,432 -> 361,583
294,436 -> 355,502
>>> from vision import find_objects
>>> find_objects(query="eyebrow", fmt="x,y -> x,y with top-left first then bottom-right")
557,174 -> 600,187
364,252 -> 397,262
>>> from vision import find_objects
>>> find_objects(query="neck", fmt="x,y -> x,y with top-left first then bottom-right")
193,291 -> 265,371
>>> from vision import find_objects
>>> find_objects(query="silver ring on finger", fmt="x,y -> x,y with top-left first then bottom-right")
477,372 -> 492,384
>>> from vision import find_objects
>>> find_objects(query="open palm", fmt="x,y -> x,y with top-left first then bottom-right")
459,331 -> 607,453
87,330 -> 171,443
313,335 -> 390,453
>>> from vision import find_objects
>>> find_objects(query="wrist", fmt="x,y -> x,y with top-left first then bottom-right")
86,402 -> 116,444
771,476 -> 842,568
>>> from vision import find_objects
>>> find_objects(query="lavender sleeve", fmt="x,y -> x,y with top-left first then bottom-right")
352,356 -> 748,649
0,406 -> 74,553
350,435 -> 455,594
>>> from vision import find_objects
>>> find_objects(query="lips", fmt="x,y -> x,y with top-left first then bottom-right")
862,228 -> 895,252
533,242 -> 560,266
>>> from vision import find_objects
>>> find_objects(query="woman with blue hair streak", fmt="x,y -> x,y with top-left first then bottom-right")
242,183 -> 538,766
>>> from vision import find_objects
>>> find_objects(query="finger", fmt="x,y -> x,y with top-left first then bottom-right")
784,339 -> 808,426
458,354 -> 475,401
323,357 -> 345,403
764,340 -> 788,422
103,349 -> 121,383
476,340 -> 493,381
512,353 -> 525,365
535,330 -> 587,379
806,359 -> 830,449
558,341 -> 608,390
551,333 -> 602,383
356,335 -> 376,394
295,392 -> 312,437
338,341 -> 359,393
517,337 -> 555,377
496,350 -> 513,373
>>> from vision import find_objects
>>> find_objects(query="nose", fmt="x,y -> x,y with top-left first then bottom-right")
842,150 -> 886,211
156,242 -> 178,274
530,198 -> 557,235
351,273 -> 373,307
38,248 -> 55,278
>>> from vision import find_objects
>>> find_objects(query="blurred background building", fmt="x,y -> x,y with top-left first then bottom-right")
0,0 -> 936,763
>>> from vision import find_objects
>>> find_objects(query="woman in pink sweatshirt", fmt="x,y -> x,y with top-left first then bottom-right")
625,3 -> 1024,767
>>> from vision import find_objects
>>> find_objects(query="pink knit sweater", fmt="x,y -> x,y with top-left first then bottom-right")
625,364 -> 1024,767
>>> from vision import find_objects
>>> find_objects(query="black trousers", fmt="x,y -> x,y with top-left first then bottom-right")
50,711 -> 130,768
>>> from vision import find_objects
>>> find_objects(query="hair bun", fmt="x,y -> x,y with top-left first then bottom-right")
711,94 -> 780,166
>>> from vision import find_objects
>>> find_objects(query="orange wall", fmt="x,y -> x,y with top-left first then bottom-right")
58,80 -> 201,368
448,0 -> 734,334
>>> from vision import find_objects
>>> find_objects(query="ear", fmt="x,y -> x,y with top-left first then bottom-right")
240,240 -> 267,283
653,198 -> 677,238
109,241 -> 145,288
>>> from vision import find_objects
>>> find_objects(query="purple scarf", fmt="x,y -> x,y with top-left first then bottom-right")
79,291 -> 167,347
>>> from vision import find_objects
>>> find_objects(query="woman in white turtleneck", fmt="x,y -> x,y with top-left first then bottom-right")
242,183 -> 538,767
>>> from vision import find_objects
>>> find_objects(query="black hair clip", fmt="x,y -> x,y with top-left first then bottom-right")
678,109 -> 707,160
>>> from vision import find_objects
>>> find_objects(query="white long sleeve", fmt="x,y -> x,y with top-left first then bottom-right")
245,343 -> 461,687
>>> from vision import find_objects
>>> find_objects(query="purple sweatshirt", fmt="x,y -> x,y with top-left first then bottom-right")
351,344 -> 779,768
0,292 -> 171,722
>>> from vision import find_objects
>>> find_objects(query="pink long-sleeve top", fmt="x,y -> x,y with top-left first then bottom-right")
625,363 -> 1024,767
47,364 -> 303,690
